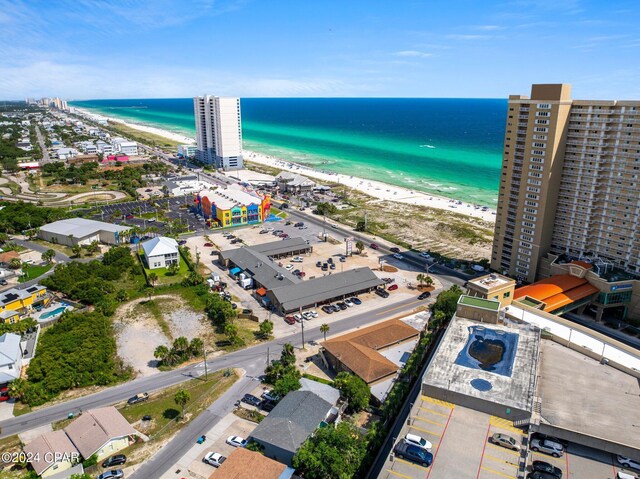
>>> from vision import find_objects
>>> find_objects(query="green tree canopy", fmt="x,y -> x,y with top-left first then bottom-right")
333,372 -> 370,412
273,371 -> 301,398
174,389 -> 191,418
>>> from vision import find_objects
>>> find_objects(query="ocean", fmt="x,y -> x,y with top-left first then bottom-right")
69,98 -> 507,206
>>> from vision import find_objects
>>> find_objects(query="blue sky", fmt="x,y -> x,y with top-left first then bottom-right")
1,0 -> 638,99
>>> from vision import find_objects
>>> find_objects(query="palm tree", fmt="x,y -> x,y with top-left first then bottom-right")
355,240 -> 364,254
42,248 -> 56,264
174,389 -> 191,419
154,345 -> 169,363
148,272 -> 158,287
8,378 -> 27,402
416,273 -> 426,287
173,336 -> 189,354
281,342 -> 295,365
320,323 -> 330,342
425,276 -> 434,288
189,337 -> 204,357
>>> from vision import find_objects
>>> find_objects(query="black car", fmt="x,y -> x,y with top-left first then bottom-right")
321,305 -> 334,314
418,292 -> 431,300
330,263 -> 336,270
260,400 -> 276,412
336,302 -> 348,310
350,297 -> 362,305
532,461 -> 562,478
390,247 -> 401,253
178,240 -> 187,245
241,394 -> 262,407
0,279 -> 7,286
393,441 -> 433,467
102,455 -> 126,468
294,222 -> 304,227
327,258 -> 334,264
316,261 -> 322,267
331,304 -> 342,313
375,288 -> 390,298
281,203 -> 289,209
526,472 -> 558,479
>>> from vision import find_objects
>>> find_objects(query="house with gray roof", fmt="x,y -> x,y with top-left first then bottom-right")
141,236 -> 179,269
249,390 -> 339,466
0,333 -> 22,383
275,171 -> 316,194
38,218 -> 131,247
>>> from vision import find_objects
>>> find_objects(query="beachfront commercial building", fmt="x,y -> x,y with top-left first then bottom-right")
193,95 -> 243,170
491,84 -> 640,320
194,186 -> 271,227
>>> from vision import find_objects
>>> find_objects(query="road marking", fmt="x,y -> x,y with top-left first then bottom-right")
489,417 -> 522,435
375,300 -> 423,315
530,452 -> 565,464
385,469 -> 413,479
425,400 -> 454,479
484,454 -> 517,466
487,444 -> 520,457
481,466 -> 517,479
416,406 -> 450,417
420,395 -> 454,408
411,416 -> 446,427
395,457 -> 430,470
475,421 -> 493,479
408,424 -> 442,437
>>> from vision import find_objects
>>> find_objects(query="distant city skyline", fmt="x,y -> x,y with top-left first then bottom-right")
1,0 -> 639,100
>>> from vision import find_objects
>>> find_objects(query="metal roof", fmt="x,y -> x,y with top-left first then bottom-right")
0,333 -> 21,367
267,267 -> 383,312
141,236 -> 178,257
221,247 -> 301,290
39,218 -> 131,238
249,237 -> 310,257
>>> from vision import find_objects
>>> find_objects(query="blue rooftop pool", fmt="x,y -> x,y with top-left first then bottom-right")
455,326 -> 519,377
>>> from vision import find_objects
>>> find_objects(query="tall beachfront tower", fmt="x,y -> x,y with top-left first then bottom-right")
193,95 -> 243,170
491,84 -> 640,283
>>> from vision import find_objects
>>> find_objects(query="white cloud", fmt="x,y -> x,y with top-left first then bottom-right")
394,50 -> 433,58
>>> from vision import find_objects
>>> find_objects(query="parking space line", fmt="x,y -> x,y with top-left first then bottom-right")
385,469 -> 413,479
481,466 -> 517,479
487,444 -> 520,457
408,424 -> 442,437
489,417 -> 522,435
530,452 -> 564,464
395,458 -> 428,470
425,402 -> 454,479
475,421 -> 493,479
416,406 -> 450,417
565,451 -> 569,478
484,454 -> 517,467
420,395 -> 454,408
411,416 -> 446,427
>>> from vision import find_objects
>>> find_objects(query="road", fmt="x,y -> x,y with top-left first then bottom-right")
34,125 -> 50,162
0,295 -> 426,441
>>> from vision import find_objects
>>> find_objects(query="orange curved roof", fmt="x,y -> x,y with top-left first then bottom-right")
515,274 -> 599,312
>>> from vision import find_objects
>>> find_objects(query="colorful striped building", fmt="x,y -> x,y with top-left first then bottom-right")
194,186 -> 271,228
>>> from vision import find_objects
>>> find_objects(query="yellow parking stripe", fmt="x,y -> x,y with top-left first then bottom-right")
484,454 -> 518,467
417,406 -> 450,417
481,466 -> 517,478
530,452 -> 564,464
395,457 -> 429,470
487,444 -> 520,456
490,417 -> 523,435
409,424 -> 442,437
411,416 -> 446,427
420,395 -> 454,408
386,469 -> 413,479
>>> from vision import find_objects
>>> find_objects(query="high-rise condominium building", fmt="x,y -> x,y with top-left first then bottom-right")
193,95 -> 243,170
491,84 -> 640,283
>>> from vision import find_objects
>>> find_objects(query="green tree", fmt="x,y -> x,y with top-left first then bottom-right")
355,220 -> 366,232
281,342 -> 295,366
333,372 -> 370,412
355,240 -> 365,254
320,323 -> 330,342
167,261 -> 179,276
259,320 -> 273,338
8,257 -> 22,269
41,248 -> 56,264
224,322 -> 240,345
274,371 -> 302,398
293,422 -> 367,479
431,284 -> 463,320
148,272 -> 158,287
189,337 -> 204,357
174,389 -> 191,419
424,275 -> 434,287
416,273 -> 426,286
154,345 -> 169,363
71,244 -> 82,258
205,294 -> 237,324
172,336 -> 189,354
8,378 -> 28,401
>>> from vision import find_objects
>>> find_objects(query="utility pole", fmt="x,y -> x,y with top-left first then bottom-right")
203,348 -> 208,380
266,347 -> 270,365
300,306 -> 305,349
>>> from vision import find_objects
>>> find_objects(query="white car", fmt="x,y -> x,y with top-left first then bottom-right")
393,253 -> 404,260
291,256 -> 304,262
299,225 -> 308,229
302,312 -> 314,320
294,313 -> 304,322
309,310 -> 319,318
419,252 -> 431,258
226,436 -> 247,448
618,456 -> 640,471
403,433 -> 432,452
203,452 -> 226,467
285,264 -> 294,271
344,299 -> 354,307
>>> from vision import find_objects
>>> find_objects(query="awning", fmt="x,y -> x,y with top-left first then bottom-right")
256,287 -> 267,297
229,267 -> 242,275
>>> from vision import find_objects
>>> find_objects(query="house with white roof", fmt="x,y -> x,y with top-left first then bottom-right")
142,237 -> 179,269
111,137 -> 138,156
275,171 -> 316,194
0,333 -> 23,383
56,148 -> 78,160
38,218 -> 131,247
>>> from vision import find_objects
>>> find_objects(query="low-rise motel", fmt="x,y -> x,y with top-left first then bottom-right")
194,186 -> 271,228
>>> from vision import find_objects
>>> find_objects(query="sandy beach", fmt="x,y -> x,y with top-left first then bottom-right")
73,108 -> 496,223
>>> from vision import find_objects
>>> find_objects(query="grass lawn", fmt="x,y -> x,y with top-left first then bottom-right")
18,263 -> 52,283
139,251 -> 190,285
106,121 -> 181,149
13,402 -> 32,416
270,206 -> 287,218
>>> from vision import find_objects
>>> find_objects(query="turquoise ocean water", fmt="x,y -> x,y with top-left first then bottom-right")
69,98 -> 507,206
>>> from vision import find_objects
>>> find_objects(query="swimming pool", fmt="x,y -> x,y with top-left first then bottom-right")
455,326 -> 519,377
40,306 -> 67,320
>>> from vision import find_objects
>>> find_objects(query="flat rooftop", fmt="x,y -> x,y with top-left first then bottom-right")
423,317 -> 540,413
468,273 -> 515,291
538,340 -> 640,452
458,295 -> 501,311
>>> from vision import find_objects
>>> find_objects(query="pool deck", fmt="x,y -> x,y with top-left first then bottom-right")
422,316 -> 541,417
35,304 -> 73,322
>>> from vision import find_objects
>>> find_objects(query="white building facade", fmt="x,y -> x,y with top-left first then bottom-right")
142,237 -> 180,269
193,95 -> 243,170
112,138 -> 138,156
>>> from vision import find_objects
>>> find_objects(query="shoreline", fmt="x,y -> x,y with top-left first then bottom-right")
72,107 -> 496,224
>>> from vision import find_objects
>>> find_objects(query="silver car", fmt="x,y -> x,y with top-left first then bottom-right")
490,433 -> 520,451
530,438 -> 564,457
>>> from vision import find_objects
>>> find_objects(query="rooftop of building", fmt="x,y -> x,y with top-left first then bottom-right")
538,340 -> 640,453
249,237 -> 310,257
552,254 -> 639,283
210,448 -> 294,479
141,236 -> 178,257
467,273 -> 516,292
219,247 -> 301,290
39,218 -> 131,238
422,316 -> 540,413
458,295 -> 501,311
514,275 -> 599,313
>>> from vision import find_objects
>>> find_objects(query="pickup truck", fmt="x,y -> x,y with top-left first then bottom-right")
127,392 -> 149,405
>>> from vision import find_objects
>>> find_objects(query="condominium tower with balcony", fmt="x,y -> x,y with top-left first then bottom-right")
193,95 -> 243,170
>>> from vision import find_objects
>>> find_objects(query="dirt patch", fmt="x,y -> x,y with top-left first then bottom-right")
382,265 -> 398,272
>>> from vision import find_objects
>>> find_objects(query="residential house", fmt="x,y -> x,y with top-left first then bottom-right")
111,137 -> 138,156
95,140 -> 113,155
78,141 -> 97,154
56,148 -> 78,160
0,333 -> 23,383
64,406 -> 138,461
141,237 -> 179,269
249,389 -> 340,466
0,250 -> 19,267
212,448 -> 295,479
24,430 -> 80,478
0,285 -> 50,324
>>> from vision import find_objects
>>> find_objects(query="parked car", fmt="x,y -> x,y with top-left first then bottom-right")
127,392 -> 149,405
241,394 -> 262,407
344,299 -> 354,307
299,225 -> 308,229
302,312 -> 314,320
419,251 -> 431,258
375,288 -> 390,298
530,433 -> 568,448
284,316 -> 296,325
178,240 -> 187,245
259,229 -> 269,234
97,470 -> 124,479
316,261 -> 322,267
393,441 -> 433,467
308,310 -> 319,318
339,256 -> 346,262
291,256 -> 304,262
330,304 -> 342,313
321,305 -> 334,314
403,433 -> 432,451
336,302 -> 348,310
370,243 -> 380,250
294,313 -> 304,322
330,263 -> 336,270
226,436 -> 247,447
321,264 -> 328,271
617,456 -> 640,470
0,279 -> 7,286
350,297 -> 362,305
203,452 -> 226,468
231,238 -> 242,244
260,400 -> 276,412
390,247 -> 401,253
393,253 -> 404,260
327,258 -> 334,264
490,433 -> 520,451
531,460 -> 562,478
294,222 -> 304,227
297,271 -> 306,277
388,284 -> 399,291
102,455 -> 126,468
526,473 -> 559,479
530,438 -> 564,457
285,264 -> 294,271
261,390 -> 280,402
292,269 -> 301,275
125,214 -> 134,219
0,387 -> 9,402
203,242 -> 213,247
418,292 -> 431,300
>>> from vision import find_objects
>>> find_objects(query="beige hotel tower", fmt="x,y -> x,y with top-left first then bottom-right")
491,84 -> 640,284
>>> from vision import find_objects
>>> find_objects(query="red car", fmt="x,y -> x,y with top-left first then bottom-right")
204,242 -> 214,247
388,284 -> 399,291
284,316 -> 296,325
125,214 -> 134,219
370,243 -> 379,250
0,387 -> 9,402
